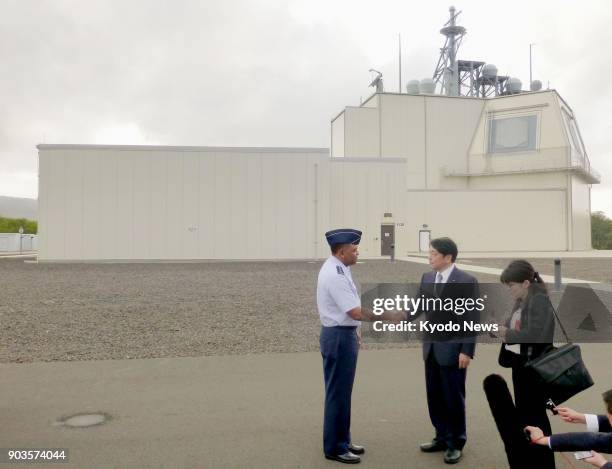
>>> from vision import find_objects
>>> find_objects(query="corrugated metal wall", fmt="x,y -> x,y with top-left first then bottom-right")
39,147 -> 330,260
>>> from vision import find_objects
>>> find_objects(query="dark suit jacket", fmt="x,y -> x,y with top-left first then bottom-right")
597,415 -> 612,433
549,432 -> 612,453
549,414 -> 612,456
498,291 -> 555,368
416,266 -> 480,367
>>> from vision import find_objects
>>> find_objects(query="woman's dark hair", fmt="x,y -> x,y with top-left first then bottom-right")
500,260 -> 548,296
603,389 -> 612,414
430,237 -> 458,263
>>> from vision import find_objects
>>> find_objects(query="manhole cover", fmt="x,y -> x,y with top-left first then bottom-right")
58,413 -> 107,428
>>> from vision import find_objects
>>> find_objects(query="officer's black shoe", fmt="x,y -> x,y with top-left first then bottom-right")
420,440 -> 447,452
325,452 -> 361,464
348,444 -> 365,455
443,448 -> 462,464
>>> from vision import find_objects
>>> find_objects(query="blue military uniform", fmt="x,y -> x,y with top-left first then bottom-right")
317,228 -> 362,457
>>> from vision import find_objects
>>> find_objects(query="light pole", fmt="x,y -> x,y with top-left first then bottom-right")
18,226 -> 24,254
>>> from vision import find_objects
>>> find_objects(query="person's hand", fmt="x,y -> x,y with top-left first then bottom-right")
524,426 -> 546,445
356,327 -> 362,348
555,406 -> 586,424
458,353 -> 471,369
584,451 -> 609,468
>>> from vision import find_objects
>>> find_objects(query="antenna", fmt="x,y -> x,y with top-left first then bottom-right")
529,43 -> 536,87
399,34 -> 402,93
369,69 -> 383,93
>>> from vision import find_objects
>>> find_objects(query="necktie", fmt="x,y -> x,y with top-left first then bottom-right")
434,272 -> 443,296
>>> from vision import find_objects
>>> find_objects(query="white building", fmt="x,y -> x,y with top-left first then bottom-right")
36,88 -> 599,262
330,89 -> 599,254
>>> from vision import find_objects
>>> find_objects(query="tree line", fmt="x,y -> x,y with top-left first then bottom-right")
592,211 -> 612,250
0,216 -> 38,234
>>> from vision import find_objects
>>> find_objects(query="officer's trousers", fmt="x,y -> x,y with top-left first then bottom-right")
320,325 -> 359,456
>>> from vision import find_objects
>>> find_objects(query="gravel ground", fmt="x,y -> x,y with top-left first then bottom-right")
459,257 -> 612,283
0,258 -> 441,363
2,256 -> 609,364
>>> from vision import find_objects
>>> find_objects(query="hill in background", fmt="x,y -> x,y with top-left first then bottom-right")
0,196 -> 37,220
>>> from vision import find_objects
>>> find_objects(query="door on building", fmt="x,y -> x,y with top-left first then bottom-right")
419,230 -> 431,252
381,224 -> 395,256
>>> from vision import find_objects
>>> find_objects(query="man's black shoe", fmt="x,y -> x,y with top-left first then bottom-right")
325,452 -> 361,464
420,440 -> 447,452
444,448 -> 462,464
348,444 -> 365,455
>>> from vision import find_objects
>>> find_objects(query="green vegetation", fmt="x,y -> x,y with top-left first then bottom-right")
592,211 -> 612,250
0,216 -> 37,234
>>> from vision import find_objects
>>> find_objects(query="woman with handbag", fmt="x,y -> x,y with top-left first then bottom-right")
497,260 -> 556,469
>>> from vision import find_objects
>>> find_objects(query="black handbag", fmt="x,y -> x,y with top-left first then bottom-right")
524,298 -> 594,404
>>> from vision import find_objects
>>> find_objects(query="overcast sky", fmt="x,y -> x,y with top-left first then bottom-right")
1,0 -> 610,216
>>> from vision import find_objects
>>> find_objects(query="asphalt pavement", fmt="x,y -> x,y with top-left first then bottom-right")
3,344 -> 612,468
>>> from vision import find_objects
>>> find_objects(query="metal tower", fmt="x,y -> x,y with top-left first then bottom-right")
432,6 -> 466,96
431,7 -> 517,97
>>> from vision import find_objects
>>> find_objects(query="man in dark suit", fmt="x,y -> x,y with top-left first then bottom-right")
415,237 -> 480,464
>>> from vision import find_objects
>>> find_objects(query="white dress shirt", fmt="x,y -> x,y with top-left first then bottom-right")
435,263 -> 455,284
317,256 -> 361,327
